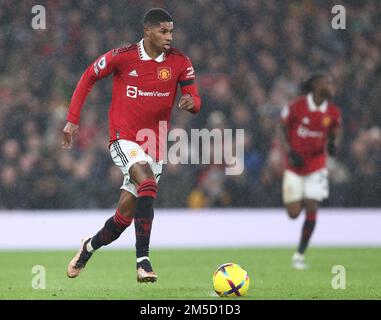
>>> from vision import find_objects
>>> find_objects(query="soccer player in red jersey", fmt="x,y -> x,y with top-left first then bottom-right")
62,8 -> 201,282
280,73 -> 341,269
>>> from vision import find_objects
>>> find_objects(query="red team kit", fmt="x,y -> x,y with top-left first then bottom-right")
67,39 -> 201,161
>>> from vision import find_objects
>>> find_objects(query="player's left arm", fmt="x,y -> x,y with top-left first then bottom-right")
177,57 -> 201,113
327,108 -> 343,156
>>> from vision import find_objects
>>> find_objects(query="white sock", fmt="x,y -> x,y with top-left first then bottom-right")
293,252 -> 304,259
137,256 -> 149,263
86,239 -> 95,253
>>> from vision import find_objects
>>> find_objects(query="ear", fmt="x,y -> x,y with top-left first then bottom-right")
144,25 -> 151,36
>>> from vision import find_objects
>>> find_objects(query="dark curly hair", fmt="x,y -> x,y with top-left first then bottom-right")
300,72 -> 326,95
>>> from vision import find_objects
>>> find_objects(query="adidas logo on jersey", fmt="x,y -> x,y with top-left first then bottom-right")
128,69 -> 138,77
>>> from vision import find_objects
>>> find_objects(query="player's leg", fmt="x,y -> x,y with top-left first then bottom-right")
300,168 -> 329,256
285,201 -> 303,219
297,199 -> 318,255
292,199 -> 318,270
282,169 -> 304,219
89,190 -> 135,250
293,168 -> 329,269
129,161 -> 158,282
282,169 -> 309,269
67,139 -> 139,278
66,191 -> 136,278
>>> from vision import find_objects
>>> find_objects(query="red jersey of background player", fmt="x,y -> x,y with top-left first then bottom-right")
67,39 -> 201,161
281,93 -> 341,175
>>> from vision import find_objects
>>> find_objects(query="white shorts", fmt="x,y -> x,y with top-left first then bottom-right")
282,168 -> 329,204
109,140 -> 163,197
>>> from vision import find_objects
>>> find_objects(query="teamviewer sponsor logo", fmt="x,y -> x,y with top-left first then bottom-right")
297,125 -> 324,138
138,90 -> 170,97
127,85 -> 138,98
127,86 -> 170,98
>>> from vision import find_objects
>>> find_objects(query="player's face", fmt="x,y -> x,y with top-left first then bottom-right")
322,76 -> 335,99
316,76 -> 334,100
147,22 -> 173,52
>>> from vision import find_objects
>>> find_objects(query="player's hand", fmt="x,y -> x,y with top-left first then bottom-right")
62,122 -> 79,149
178,94 -> 194,112
288,150 -> 304,167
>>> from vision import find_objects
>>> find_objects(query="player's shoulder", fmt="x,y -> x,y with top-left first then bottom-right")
288,95 -> 307,110
281,96 -> 305,120
111,43 -> 138,57
328,101 -> 341,117
167,47 -> 191,61
328,101 -> 340,112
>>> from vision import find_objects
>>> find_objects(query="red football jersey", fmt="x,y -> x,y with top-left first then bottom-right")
281,94 -> 341,175
67,39 -> 201,161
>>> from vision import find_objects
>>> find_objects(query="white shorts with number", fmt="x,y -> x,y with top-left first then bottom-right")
109,140 -> 163,197
282,168 -> 329,204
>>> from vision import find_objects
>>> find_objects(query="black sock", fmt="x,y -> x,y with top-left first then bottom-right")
91,216 -> 127,250
298,212 -> 317,254
137,259 -> 153,272
134,196 -> 154,259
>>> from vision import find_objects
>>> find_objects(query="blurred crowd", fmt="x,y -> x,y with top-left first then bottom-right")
1,0 -> 380,209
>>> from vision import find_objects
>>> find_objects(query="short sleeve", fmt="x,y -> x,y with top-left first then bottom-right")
281,104 -> 291,126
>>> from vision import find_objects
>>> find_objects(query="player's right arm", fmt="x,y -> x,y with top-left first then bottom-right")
279,105 -> 291,153
280,103 -> 304,167
62,50 -> 116,148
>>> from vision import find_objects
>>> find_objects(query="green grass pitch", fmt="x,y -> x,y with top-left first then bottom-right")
0,248 -> 380,300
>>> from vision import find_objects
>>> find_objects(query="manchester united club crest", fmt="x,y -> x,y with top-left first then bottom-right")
158,67 -> 171,81
129,149 -> 138,157
322,116 -> 331,127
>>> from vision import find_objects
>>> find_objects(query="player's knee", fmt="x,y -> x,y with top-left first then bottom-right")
304,200 -> 318,213
288,211 -> 299,219
286,204 -> 302,219
130,162 -> 155,181
137,178 -> 157,199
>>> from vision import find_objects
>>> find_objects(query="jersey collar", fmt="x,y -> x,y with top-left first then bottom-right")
138,39 -> 166,62
307,93 -> 328,113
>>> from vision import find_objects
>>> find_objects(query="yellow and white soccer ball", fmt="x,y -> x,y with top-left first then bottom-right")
213,263 -> 250,297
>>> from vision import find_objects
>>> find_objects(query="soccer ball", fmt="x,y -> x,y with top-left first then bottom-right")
213,263 -> 250,297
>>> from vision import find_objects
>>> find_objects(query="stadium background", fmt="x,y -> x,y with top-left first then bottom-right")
1,0 -> 381,301
1,0 -> 380,210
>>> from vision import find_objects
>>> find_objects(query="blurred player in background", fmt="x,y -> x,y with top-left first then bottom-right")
280,73 -> 341,269
62,8 -> 201,282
